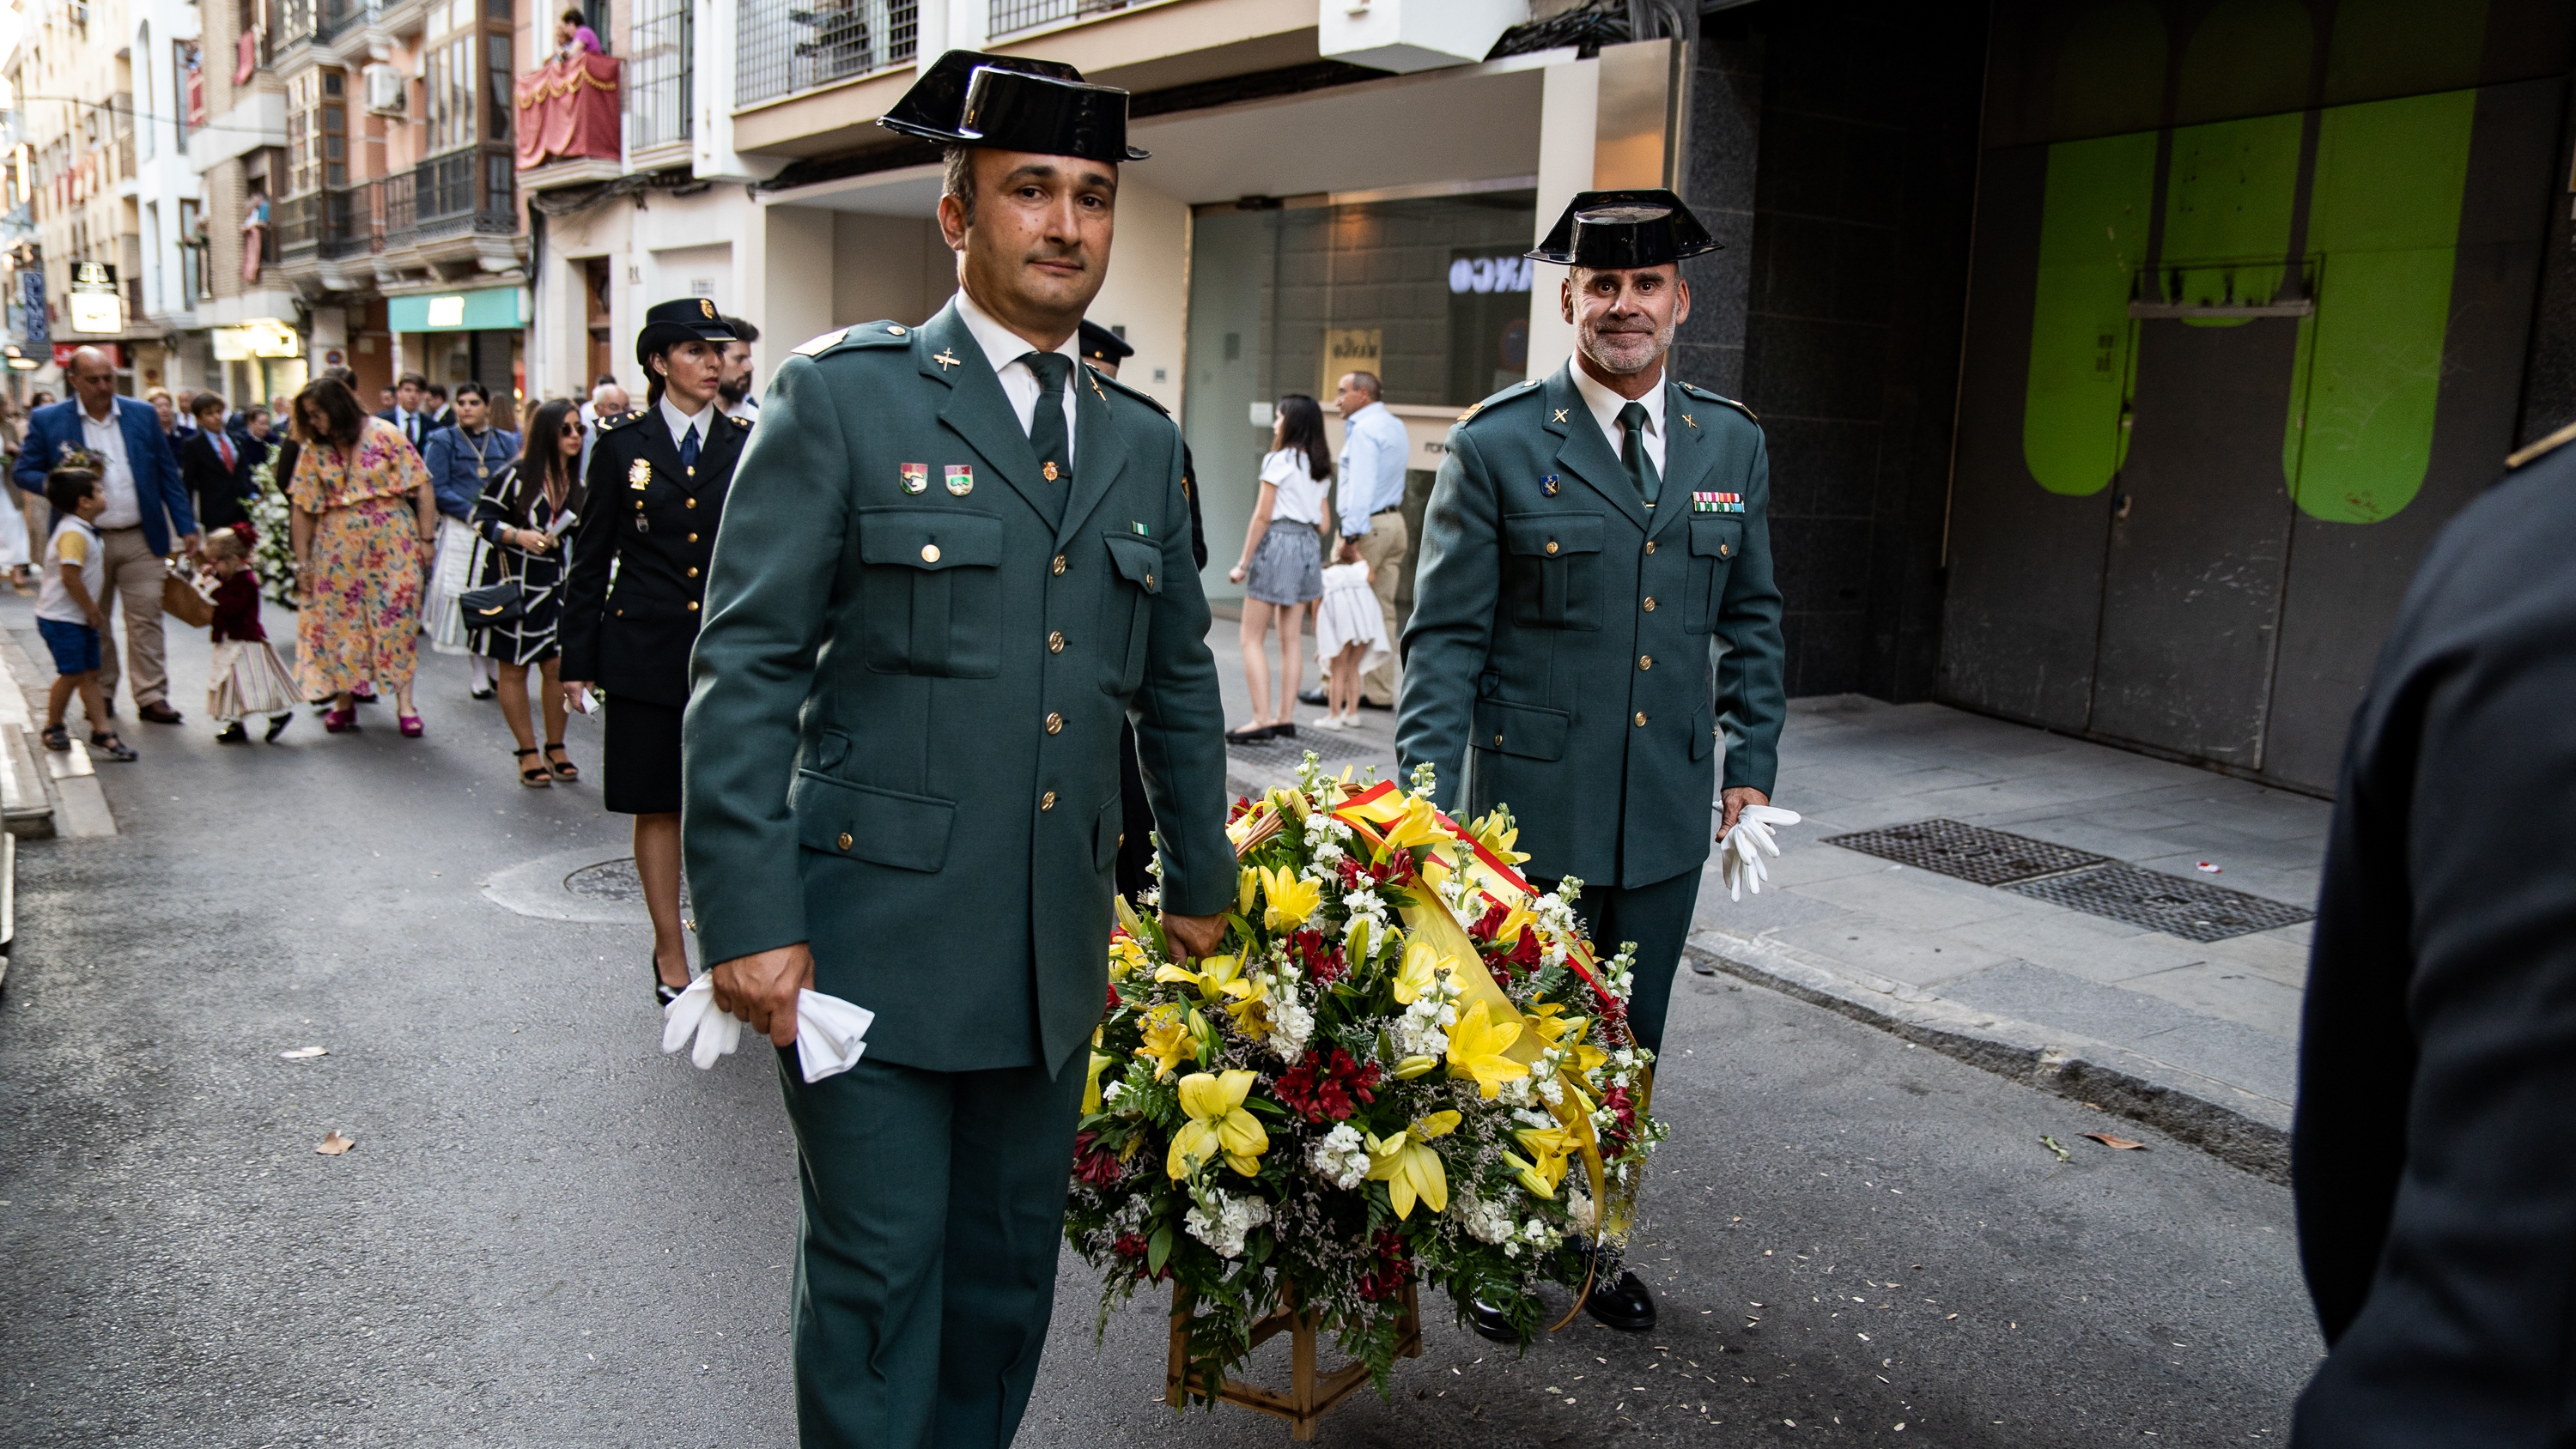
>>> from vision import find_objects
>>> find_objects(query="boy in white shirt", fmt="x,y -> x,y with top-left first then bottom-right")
33,465 -> 134,761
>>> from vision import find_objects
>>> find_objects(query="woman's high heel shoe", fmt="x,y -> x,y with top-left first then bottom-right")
652,955 -> 686,1006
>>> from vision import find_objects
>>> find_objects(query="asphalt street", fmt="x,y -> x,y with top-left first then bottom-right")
0,605 -> 2324,1446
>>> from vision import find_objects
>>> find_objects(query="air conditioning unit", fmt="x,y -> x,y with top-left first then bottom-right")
362,63 -> 405,116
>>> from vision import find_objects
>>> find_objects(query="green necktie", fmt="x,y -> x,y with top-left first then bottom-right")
1024,352 -> 1072,487
1618,400 -> 1661,506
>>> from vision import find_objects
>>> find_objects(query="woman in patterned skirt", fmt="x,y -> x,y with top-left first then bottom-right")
471,398 -> 587,787
286,377 -> 439,736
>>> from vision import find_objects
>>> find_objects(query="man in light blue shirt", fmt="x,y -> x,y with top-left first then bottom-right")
1334,370 -> 1411,707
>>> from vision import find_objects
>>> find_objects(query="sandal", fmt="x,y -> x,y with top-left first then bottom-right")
398,713 -> 425,738
39,723 -> 68,751
544,742 -> 580,782
514,747 -> 552,787
88,731 -> 137,762
323,708 -> 356,733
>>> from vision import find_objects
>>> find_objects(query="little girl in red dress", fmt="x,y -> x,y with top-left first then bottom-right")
203,527 -> 297,743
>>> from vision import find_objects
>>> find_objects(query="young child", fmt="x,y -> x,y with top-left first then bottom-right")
1312,555 -> 1390,731
33,466 -> 134,761
201,526 -> 296,743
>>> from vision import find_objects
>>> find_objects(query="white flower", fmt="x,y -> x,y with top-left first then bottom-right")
1308,1124 -> 1371,1190
1345,888 -> 1385,922
1568,1189 -> 1597,1235
1267,990 -> 1315,1061
1182,1191 -> 1273,1259
1451,1185 -> 1518,1246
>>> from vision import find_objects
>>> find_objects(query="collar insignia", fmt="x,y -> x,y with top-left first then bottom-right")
933,349 -> 961,371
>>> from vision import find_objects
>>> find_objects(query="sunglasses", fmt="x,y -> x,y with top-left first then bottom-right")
560,422 -> 581,436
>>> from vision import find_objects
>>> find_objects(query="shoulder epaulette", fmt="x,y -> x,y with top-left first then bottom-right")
1678,381 -> 1759,424
2505,419 -> 2576,470
1455,377 -> 1545,427
1088,365 -> 1170,416
594,409 -> 640,432
793,320 -> 915,359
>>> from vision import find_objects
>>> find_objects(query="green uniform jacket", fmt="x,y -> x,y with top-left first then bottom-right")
1397,361 -> 1787,889
682,300 -> 1236,1075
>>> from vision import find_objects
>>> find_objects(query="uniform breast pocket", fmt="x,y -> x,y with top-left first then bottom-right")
1687,518 -> 1742,634
1098,533 -> 1162,695
855,508 -> 1005,678
1502,512 -> 1604,632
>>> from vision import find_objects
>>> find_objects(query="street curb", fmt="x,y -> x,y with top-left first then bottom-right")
1683,930 -> 2293,1185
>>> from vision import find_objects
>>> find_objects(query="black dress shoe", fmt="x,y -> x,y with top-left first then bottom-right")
653,956 -> 686,1006
1467,1296 -> 1522,1345
469,686 -> 496,700
137,700 -> 185,724
214,722 -> 250,744
1224,723 -> 1278,745
1272,722 -> 1297,740
1297,684 -> 1328,706
1357,696 -> 1394,712
265,713 -> 294,743
1583,1270 -> 1656,1331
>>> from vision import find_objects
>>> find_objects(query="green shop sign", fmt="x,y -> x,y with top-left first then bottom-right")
390,288 -> 529,333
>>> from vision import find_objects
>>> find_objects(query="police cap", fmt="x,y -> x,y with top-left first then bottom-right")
879,50 -> 1147,165
636,297 -> 738,367
1527,189 -> 1721,270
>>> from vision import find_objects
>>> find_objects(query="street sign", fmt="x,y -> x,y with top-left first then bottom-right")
67,262 -> 121,336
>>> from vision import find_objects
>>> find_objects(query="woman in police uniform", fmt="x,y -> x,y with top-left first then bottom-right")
559,299 -> 749,1003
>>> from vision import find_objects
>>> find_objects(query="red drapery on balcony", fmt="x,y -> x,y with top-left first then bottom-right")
514,52 -> 622,169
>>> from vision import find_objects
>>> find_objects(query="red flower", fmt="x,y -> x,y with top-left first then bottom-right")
1073,1131 -> 1124,1187
1355,1228 -> 1413,1302
1226,795 -> 1255,824
1284,929 -> 1346,986
1469,900 -> 1511,942
1273,1048 -> 1381,1123
1104,979 -> 1123,1020
1600,1085 -> 1639,1154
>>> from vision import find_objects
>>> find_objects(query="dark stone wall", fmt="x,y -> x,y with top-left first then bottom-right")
2514,83 -> 2576,450
1692,0 -> 1988,702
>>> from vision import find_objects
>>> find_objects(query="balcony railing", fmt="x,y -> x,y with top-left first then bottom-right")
275,149 -> 514,267
737,0 -> 914,108
627,0 -> 693,153
987,0 -> 1131,40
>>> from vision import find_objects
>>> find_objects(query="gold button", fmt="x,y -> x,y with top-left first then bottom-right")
1045,712 -> 1063,734
1545,541 -> 1558,555
1052,555 -> 1067,576
1639,654 -> 1653,670
1145,573 -> 1155,588
1040,791 -> 1057,811
686,601 -> 699,612
1720,543 -> 1731,558
686,567 -> 699,578
615,608 -> 624,617
1644,541 -> 1657,555
1633,712 -> 1648,727
1048,631 -> 1065,653
687,532 -> 699,543
836,832 -> 853,851
1642,597 -> 1656,611
921,543 -> 942,563
1492,733 -> 1504,747
685,497 -> 696,509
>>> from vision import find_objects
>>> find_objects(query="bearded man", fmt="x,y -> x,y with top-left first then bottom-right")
1395,189 -> 1787,1338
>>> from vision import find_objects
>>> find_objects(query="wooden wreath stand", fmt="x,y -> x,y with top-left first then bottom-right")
1164,1280 -> 1423,1440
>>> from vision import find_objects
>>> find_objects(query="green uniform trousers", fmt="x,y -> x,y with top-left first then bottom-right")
1554,867 -> 1704,1056
775,1046 -> 1088,1449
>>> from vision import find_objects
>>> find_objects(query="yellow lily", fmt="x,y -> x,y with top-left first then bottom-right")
1468,809 -> 1529,865
1365,1111 -> 1462,1218
1393,935 -> 1446,1005
1134,1003 -> 1198,1079
1261,864 -> 1322,932
1532,1009 -> 1609,1075
1508,1123 -> 1577,1197
1108,932 -> 1150,981
1445,1000 -> 1531,1098
1082,1051 -> 1117,1114
1379,793 -> 1446,856
1392,1054 -> 1442,1079
1221,970 -> 1273,1039
1167,1069 -> 1269,1179
1238,864 -> 1261,916
1156,953 -> 1251,1006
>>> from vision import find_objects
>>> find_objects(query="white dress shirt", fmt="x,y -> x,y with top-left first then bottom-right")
1569,362 -> 1666,477
955,287 -> 1079,464
80,403 -> 142,530
659,393 -> 715,453
1334,401 -> 1410,538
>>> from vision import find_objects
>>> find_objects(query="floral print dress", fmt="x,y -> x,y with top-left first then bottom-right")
289,417 -> 432,697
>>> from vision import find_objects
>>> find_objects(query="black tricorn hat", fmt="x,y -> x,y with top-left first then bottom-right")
635,296 -> 738,367
1526,189 -> 1720,269
880,50 -> 1148,165
1077,320 -> 1134,367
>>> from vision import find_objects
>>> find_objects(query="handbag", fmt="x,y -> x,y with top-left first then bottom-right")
459,575 -> 526,626
161,559 -> 215,628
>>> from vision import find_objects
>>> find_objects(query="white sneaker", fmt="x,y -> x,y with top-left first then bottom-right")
1312,715 -> 1346,731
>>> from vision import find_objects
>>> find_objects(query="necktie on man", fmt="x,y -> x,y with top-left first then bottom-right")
216,433 -> 234,470
680,423 -> 701,470
1023,352 -> 1072,486
1618,400 -> 1661,506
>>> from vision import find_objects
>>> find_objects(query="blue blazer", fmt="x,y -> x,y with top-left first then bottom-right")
13,396 -> 196,555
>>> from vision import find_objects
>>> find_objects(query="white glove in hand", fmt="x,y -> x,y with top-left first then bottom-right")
659,974 -> 877,1083
1717,803 -> 1802,902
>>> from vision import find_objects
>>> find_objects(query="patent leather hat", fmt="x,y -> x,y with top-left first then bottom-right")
635,296 -> 738,367
880,50 -> 1148,164
1526,189 -> 1720,268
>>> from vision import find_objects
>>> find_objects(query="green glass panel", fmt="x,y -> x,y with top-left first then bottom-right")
2023,131 -> 2159,496
2157,112 -> 2304,324
2288,90 -> 2477,523
2324,0 -> 2488,107
2175,0 -> 2313,123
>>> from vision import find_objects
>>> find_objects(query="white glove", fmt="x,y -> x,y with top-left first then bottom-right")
659,974 -> 877,1083
1717,803 -> 1802,901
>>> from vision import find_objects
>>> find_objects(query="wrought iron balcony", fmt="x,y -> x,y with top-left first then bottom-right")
736,0 -> 915,108
987,0 -> 1131,40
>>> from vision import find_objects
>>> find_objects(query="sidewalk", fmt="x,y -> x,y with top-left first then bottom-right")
1203,618 -> 2323,1179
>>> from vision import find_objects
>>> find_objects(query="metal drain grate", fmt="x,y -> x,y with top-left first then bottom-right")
1821,818 -> 2110,887
1226,728 -> 1387,774
2003,863 -> 2312,943
565,858 -> 692,910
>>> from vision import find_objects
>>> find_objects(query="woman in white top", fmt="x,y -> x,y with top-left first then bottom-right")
1224,394 -> 1334,743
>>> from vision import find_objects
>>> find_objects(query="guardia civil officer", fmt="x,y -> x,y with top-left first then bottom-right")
1079,317 -> 1212,902
558,299 -> 748,1006
2289,423 -> 2576,1445
1397,191 -> 1787,1338
681,53 -> 1233,1448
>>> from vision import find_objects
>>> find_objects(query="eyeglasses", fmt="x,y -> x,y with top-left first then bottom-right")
560,423 -> 581,437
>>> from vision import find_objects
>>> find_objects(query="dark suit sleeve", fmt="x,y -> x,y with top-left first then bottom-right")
1713,428 -> 1785,794
1394,427 -> 1502,813
1181,440 -> 1208,571
146,416 -> 196,537
1128,431 -> 1233,919
12,414 -> 46,498
682,359 -> 854,965
556,431 -> 620,682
